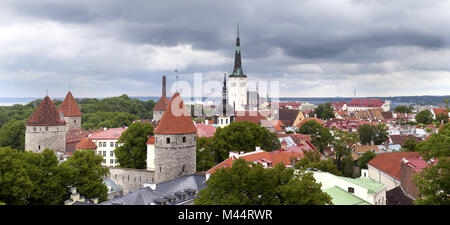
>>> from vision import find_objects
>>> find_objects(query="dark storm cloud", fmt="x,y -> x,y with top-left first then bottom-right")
0,0 -> 449,97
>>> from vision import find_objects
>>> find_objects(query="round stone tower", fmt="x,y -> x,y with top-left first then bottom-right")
25,96 -> 67,153
59,91 -> 82,131
153,92 -> 197,184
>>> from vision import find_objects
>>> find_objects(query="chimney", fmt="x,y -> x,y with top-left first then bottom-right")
162,75 -> 166,98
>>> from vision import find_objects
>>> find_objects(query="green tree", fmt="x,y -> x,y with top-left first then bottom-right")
298,120 -> 333,154
313,103 -> 335,120
60,150 -> 110,202
401,138 -> 418,152
357,124 -> 388,145
115,122 -> 154,169
413,123 -> 449,205
196,137 -> 216,172
298,120 -> 323,135
358,151 -> 377,169
195,159 -> 332,205
295,150 -> 342,176
415,110 -> 434,125
435,113 -> 449,124
0,119 -> 25,151
394,105 -> 412,114
211,122 -> 280,162
0,147 -> 34,205
331,128 -> 359,177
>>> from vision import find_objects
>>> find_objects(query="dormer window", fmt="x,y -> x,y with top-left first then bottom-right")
348,187 -> 355,193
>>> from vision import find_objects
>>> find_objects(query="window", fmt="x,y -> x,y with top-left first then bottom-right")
115,142 -> 118,147
103,142 -> 106,147
74,120 -> 76,124
183,136 -> 186,143
110,151 -> 114,157
166,138 -> 170,144
38,145 -> 40,150
160,166 -> 162,173
103,151 -> 106,157
103,159 -> 106,164
348,187 -> 354,193
110,159 -> 114,164
182,164 -> 185,173
45,127 -> 48,131
33,127 -> 36,132
110,142 -> 114,147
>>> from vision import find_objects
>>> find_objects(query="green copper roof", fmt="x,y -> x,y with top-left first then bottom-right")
340,177 -> 385,194
325,186 -> 372,205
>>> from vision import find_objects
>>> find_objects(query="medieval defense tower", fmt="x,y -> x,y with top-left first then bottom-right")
153,92 -> 197,183
152,75 -> 169,123
59,91 -> 82,131
25,96 -> 67,153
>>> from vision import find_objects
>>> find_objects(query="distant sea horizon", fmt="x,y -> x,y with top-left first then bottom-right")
1,95 -> 449,107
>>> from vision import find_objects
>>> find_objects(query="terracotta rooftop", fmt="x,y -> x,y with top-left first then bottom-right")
26,96 -> 66,126
368,152 -> 421,180
234,110 -> 266,124
195,124 -> 216,138
390,135 -> 421,146
146,136 -> 155,145
206,149 -> 304,175
348,99 -> 384,108
75,137 -> 98,150
278,109 -> 300,127
89,127 -> 127,140
154,92 -> 197,135
403,157 -> 437,173
154,95 -> 170,111
59,91 -> 82,117
432,108 -> 448,116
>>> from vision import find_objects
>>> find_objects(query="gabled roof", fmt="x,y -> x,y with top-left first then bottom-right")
368,152 -> 421,180
154,92 -> 197,135
432,108 -> 448,116
278,109 -> 300,127
146,136 -> 155,145
89,127 -> 127,140
154,95 -> 170,111
26,96 -> 66,126
59,91 -> 82,117
75,137 -> 97,150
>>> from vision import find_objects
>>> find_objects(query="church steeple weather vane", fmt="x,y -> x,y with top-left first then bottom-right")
230,22 -> 246,77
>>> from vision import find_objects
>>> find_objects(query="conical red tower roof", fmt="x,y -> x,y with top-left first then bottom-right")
26,96 -> 66,126
153,95 -> 170,111
75,137 -> 97,150
154,92 -> 197,134
59,91 -> 82,117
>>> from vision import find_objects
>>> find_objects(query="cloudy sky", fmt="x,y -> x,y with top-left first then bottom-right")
0,0 -> 449,98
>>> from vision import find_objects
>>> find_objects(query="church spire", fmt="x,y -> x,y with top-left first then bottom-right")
231,22 -> 246,77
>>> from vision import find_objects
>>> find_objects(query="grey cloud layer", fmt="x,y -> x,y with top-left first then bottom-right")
0,0 -> 449,97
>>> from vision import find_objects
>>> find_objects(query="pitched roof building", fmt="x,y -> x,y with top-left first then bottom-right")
75,137 -> 98,150
154,92 -> 197,135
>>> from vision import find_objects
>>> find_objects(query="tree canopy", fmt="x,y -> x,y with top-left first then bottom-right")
358,151 -> 377,169
295,150 -> 342,176
298,120 -> 333,154
415,110 -> 434,125
0,119 -> 25,151
114,122 -> 154,169
312,103 -> 335,120
357,123 -> 389,145
0,147 -> 109,204
195,158 -> 332,205
414,123 -> 450,205
394,105 -> 413,114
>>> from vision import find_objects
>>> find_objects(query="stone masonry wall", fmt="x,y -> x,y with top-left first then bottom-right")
153,110 -> 164,121
25,125 -> 66,153
107,167 -> 155,195
154,133 -> 196,184
64,116 -> 81,130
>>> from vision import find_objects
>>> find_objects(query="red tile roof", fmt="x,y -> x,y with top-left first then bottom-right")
26,96 -> 66,126
235,110 -> 266,124
432,108 -> 448,116
154,92 -> 197,134
75,137 -> 98,150
206,150 -> 304,175
403,157 -> 437,173
146,136 -> 155,145
89,127 -> 127,140
195,124 -> 216,138
368,152 -> 422,180
59,91 -> 82,117
154,95 -> 170,111
348,99 -> 384,108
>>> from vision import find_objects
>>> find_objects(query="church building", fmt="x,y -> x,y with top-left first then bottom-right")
228,23 -> 248,111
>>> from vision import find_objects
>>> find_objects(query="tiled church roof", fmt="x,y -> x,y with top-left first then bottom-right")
154,92 -> 197,135
26,96 -> 66,126
154,96 -> 170,111
59,91 -> 82,117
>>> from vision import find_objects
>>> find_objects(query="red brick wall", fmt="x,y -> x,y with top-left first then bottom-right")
400,160 -> 419,199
